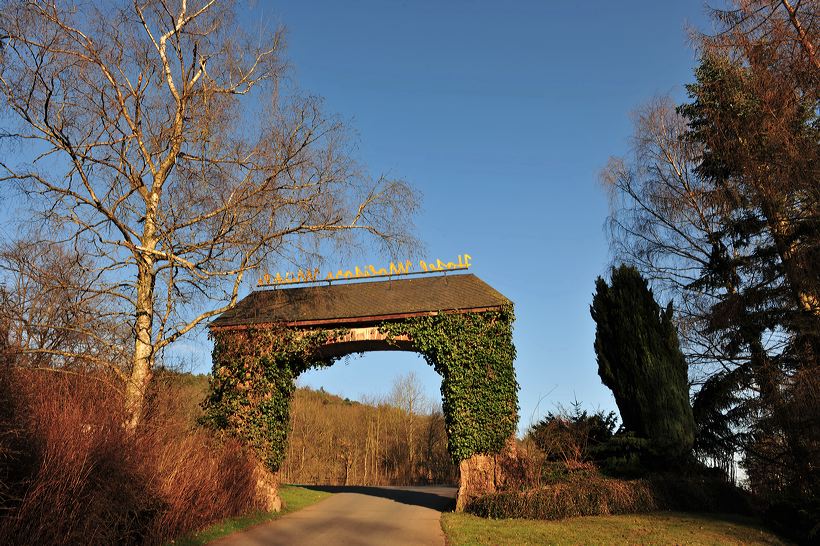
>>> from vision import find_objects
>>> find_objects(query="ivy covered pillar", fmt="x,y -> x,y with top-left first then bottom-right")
381,306 -> 519,510
201,327 -> 336,511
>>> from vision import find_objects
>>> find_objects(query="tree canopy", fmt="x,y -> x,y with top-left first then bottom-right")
602,0 -> 819,538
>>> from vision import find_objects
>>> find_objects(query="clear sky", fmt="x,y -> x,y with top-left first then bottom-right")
180,1 -> 714,432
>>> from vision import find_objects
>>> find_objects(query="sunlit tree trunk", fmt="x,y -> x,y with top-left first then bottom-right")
125,222 -> 158,430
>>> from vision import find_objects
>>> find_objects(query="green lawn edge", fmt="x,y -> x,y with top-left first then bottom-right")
441,511 -> 790,546
168,485 -> 332,546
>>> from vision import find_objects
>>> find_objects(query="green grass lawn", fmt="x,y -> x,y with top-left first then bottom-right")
168,485 -> 331,545
441,511 -> 789,546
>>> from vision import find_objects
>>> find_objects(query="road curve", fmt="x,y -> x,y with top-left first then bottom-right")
210,485 -> 457,546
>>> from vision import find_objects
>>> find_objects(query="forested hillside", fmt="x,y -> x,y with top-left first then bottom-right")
282,386 -> 457,486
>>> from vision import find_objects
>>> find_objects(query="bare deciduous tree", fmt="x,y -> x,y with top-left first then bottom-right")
0,237 -> 129,378
600,97 -> 746,375
388,370 -> 429,479
0,1 -> 417,428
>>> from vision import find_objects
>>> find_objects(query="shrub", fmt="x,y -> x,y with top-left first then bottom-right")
762,498 -> 820,545
591,266 -> 695,464
0,364 -> 265,545
528,402 -> 618,467
649,474 -> 753,515
466,475 -> 658,519
466,469 -> 754,520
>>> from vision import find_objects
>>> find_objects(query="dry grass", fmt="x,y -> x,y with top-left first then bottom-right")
0,365 -> 266,545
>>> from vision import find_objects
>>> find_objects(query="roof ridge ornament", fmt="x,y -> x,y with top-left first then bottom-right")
257,254 -> 472,289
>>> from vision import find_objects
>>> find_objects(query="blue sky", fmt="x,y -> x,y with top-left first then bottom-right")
229,0 -> 713,431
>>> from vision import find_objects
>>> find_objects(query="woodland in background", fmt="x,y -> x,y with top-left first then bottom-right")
281,379 -> 457,487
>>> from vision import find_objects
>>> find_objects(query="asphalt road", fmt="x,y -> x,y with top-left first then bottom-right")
211,485 -> 458,546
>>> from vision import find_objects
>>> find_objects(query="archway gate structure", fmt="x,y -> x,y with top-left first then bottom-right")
204,273 -> 519,510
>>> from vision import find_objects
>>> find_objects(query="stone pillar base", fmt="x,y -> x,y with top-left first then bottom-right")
455,437 -> 520,512
255,462 -> 282,512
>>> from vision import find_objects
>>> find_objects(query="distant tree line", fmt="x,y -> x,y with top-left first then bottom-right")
281,375 -> 457,487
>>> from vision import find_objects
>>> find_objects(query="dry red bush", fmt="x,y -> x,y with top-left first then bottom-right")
0,364 -> 263,545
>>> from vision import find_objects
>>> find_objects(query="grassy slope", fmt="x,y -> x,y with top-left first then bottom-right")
441,511 -> 788,546
169,485 -> 331,545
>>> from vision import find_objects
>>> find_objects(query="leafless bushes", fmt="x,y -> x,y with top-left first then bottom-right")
466,471 -> 753,520
0,365 -> 263,545
467,475 -> 659,519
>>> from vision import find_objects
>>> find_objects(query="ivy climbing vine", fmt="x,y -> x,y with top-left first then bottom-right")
201,327 -> 340,471
202,305 -> 518,472
380,306 -> 519,461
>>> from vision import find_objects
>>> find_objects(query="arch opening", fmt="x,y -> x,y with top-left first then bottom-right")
284,350 -> 456,488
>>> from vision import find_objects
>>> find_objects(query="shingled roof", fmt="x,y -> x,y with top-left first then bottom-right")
210,273 -> 510,329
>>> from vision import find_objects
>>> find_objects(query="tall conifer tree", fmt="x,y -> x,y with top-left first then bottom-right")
591,265 -> 695,463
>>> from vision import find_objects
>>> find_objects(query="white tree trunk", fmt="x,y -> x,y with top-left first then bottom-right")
124,227 -> 157,431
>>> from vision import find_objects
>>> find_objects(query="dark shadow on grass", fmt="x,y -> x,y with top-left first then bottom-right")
295,485 -> 457,512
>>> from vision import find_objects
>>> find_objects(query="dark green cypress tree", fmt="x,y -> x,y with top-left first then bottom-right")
590,265 -> 695,464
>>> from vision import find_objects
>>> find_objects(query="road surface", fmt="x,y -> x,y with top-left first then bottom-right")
211,485 -> 457,546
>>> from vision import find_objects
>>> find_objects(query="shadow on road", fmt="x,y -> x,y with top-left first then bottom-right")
297,485 -> 457,512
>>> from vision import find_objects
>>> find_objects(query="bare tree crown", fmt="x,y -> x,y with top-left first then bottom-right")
0,1 -> 417,426
0,0 -> 417,357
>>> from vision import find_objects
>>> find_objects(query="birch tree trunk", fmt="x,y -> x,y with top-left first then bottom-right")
125,261 -> 157,430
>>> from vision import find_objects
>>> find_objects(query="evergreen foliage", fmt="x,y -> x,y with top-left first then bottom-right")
380,307 -> 519,461
590,266 -> 695,463
679,54 -> 820,371
528,402 -> 618,465
678,32 -> 820,539
202,328 -> 338,471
